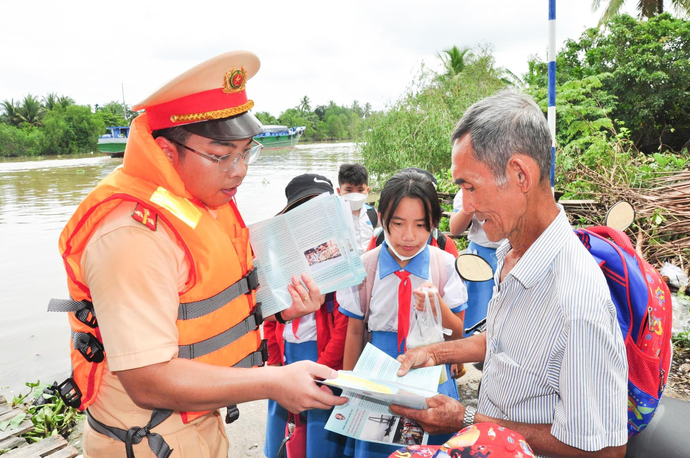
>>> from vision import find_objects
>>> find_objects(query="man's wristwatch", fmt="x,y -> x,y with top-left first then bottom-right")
462,406 -> 477,429
275,311 -> 292,324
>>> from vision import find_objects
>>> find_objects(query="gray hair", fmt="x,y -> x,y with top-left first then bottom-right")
451,91 -> 552,184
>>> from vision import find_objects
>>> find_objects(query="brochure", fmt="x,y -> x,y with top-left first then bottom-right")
249,193 -> 366,317
325,344 -> 445,447
321,344 -> 442,409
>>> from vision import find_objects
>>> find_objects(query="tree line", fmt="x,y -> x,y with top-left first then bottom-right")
255,98 -> 376,142
0,95 -> 136,157
0,91 -> 377,157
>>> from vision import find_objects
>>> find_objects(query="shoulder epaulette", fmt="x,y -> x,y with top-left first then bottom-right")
131,203 -> 158,231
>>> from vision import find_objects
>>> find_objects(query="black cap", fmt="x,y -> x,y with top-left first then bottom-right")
182,111 -> 264,141
278,173 -> 334,214
400,167 -> 437,186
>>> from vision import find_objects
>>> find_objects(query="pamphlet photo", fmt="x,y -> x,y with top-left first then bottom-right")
360,414 -> 399,444
303,239 -> 343,272
394,418 -> 426,446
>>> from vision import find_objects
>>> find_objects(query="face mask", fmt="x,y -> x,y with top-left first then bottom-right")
383,230 -> 427,262
341,192 -> 367,211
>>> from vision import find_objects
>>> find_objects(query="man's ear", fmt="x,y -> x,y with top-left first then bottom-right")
508,155 -> 536,193
336,187 -> 342,196
154,136 -> 176,165
364,185 -> 370,194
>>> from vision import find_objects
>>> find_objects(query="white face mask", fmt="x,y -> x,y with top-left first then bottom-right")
383,230 -> 427,262
341,192 -> 367,211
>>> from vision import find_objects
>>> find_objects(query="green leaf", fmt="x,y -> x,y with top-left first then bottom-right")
8,413 -> 26,429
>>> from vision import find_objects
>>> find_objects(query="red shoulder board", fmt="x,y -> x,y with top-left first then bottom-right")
131,203 -> 158,231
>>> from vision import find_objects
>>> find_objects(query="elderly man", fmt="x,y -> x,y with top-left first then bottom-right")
391,92 -> 628,458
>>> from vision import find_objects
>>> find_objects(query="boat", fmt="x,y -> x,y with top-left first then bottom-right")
98,126 -> 129,157
254,125 -> 305,149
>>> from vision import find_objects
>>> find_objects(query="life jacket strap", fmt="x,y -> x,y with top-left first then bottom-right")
177,306 -> 263,359
177,267 -> 260,320
48,298 -> 98,328
87,408 -> 173,458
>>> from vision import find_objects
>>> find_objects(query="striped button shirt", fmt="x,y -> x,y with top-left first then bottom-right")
478,208 -> 628,455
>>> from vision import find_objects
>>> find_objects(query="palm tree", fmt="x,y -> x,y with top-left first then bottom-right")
16,94 -> 45,127
363,102 -> 372,118
437,46 -> 472,81
299,96 -> 311,113
43,92 -> 59,110
1,99 -> 20,126
57,95 -> 75,109
351,100 -> 363,118
593,0 -> 690,23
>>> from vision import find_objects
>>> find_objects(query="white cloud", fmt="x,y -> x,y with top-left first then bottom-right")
0,0 -> 639,116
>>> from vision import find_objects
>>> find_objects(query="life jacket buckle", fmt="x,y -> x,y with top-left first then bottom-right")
75,332 -> 105,363
252,303 -> 264,327
246,268 -> 260,292
45,378 -> 82,409
75,301 -> 98,328
259,339 -> 268,366
225,405 -> 240,424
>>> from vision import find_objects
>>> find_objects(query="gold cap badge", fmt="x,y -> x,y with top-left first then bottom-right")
223,67 -> 247,94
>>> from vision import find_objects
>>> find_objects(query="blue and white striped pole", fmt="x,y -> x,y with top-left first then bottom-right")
548,0 -> 557,188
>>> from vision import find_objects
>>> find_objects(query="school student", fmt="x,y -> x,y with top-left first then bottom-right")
337,169 -> 468,458
336,163 -> 378,254
366,167 -> 459,257
263,174 -> 349,458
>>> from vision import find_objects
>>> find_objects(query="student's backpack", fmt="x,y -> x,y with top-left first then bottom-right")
574,226 -> 673,437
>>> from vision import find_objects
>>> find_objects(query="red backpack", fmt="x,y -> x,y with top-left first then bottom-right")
574,226 -> 673,437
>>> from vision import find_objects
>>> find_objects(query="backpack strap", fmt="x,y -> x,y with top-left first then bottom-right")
358,246 -> 381,326
586,226 -> 637,258
366,206 -> 378,227
373,226 -> 385,247
428,246 -> 447,298
434,229 -> 447,250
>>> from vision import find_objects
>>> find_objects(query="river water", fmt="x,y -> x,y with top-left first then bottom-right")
0,142 -> 360,399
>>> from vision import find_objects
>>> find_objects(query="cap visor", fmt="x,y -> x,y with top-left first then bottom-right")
183,111 -> 264,141
277,193 -> 322,215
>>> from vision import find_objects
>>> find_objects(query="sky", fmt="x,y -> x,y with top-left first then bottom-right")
0,0 -> 638,117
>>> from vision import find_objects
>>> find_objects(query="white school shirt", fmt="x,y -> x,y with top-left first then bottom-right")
282,312 -> 317,343
453,190 -> 503,249
337,244 -> 467,331
352,204 -> 376,254
479,208 -> 628,456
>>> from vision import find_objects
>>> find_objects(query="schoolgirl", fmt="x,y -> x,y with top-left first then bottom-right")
263,174 -> 348,458
338,169 -> 468,458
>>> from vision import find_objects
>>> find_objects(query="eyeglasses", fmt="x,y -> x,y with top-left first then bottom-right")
169,138 -> 263,172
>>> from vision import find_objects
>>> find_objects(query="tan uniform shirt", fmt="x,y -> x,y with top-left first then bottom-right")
81,202 -> 228,458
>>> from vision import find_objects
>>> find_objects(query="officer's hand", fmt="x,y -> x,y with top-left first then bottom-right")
272,361 -> 347,413
283,274 -> 323,321
390,395 -> 465,435
396,346 -> 438,376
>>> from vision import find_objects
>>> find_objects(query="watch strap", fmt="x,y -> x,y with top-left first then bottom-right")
463,405 -> 477,429
275,311 -> 291,324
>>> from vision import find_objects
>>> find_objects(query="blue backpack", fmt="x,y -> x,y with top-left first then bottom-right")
575,226 -> 673,437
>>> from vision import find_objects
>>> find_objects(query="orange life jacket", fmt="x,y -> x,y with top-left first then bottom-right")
54,114 -> 263,424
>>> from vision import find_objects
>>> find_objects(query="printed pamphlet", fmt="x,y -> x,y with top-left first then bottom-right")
325,344 -> 445,447
249,193 -> 366,317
